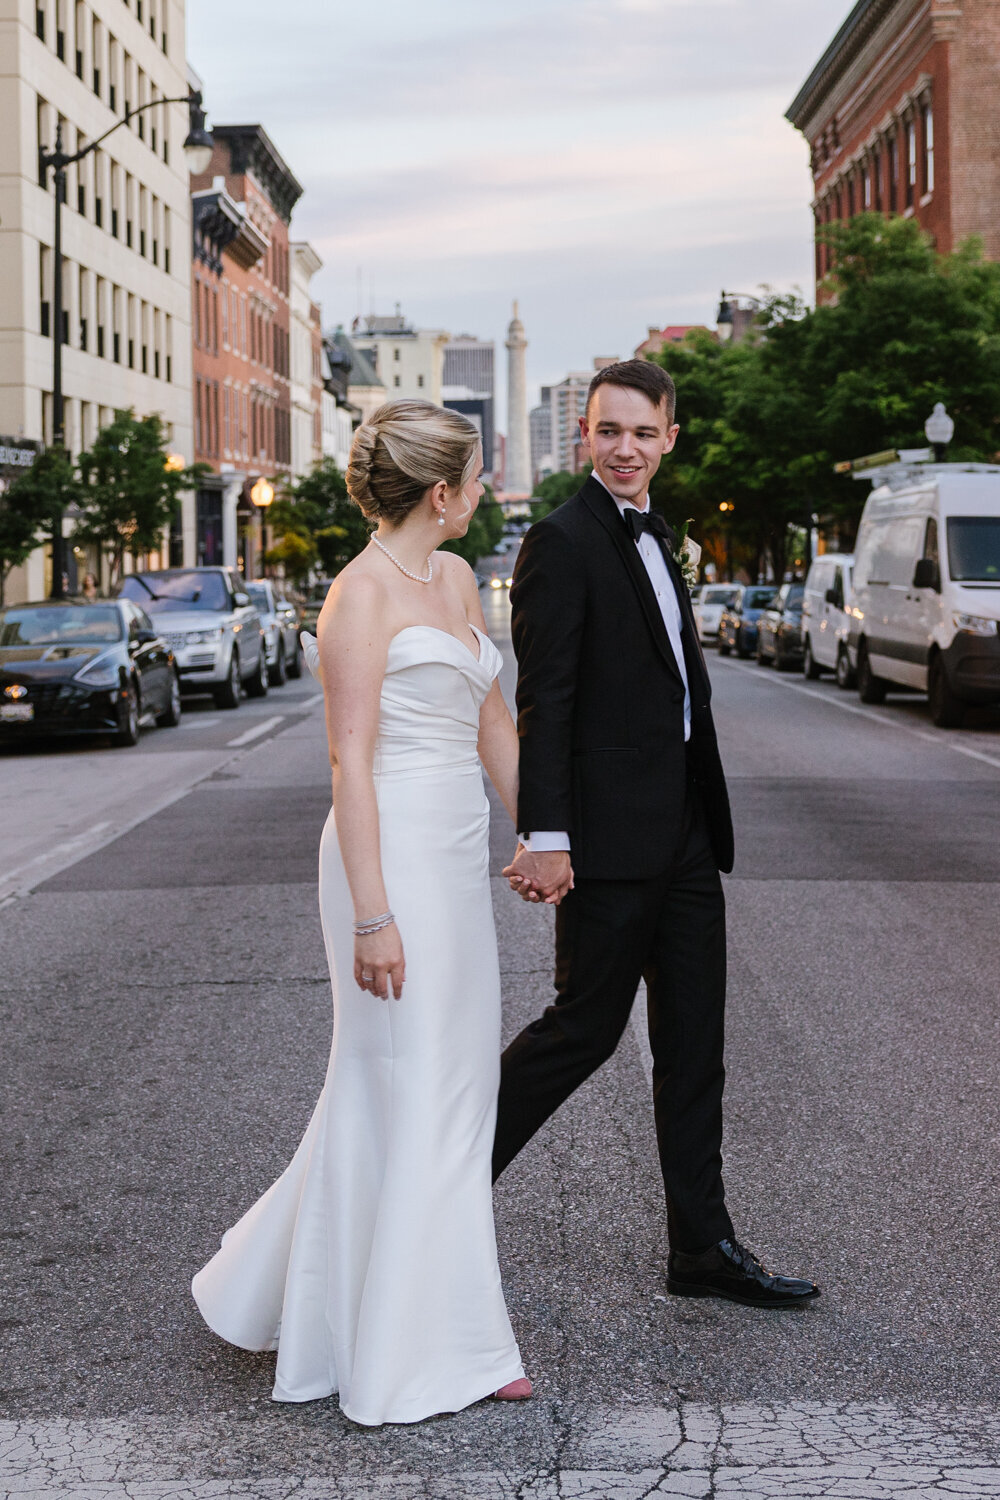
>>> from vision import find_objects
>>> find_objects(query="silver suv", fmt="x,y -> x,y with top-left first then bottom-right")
246,580 -> 302,686
118,567 -> 268,708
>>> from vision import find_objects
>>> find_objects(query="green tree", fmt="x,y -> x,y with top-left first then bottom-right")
0,448 -> 79,604
264,529 -> 317,584
530,468 -> 588,518
75,410 -> 207,583
441,484 -> 505,566
275,458 -> 371,577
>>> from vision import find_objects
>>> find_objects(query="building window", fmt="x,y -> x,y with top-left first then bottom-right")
862,166 -> 871,210
417,373 -> 424,388
36,8 -> 45,41
922,102 -> 934,194
888,133 -> 899,211
394,375 -> 401,387
905,119 -> 916,207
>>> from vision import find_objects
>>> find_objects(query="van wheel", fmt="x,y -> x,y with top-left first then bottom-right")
857,642 -> 887,704
928,653 -> 965,728
803,638 -> 822,679
836,648 -> 856,691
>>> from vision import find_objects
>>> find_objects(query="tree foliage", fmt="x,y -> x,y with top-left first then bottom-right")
274,458 -> 372,577
74,410 -> 207,583
0,448 -> 75,604
649,216 -> 1000,581
530,467 -> 590,518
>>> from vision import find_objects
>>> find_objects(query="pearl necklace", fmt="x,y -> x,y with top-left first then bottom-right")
370,534 -> 434,584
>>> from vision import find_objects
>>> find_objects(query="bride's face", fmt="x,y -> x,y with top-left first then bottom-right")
446,445 -> 485,536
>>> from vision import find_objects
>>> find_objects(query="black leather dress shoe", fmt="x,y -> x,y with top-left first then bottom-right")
667,1238 -> 820,1308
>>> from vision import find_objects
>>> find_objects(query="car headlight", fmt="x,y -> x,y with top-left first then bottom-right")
505,577 -> 514,589
953,612 -> 998,636
490,578 -> 502,590
74,652 -> 120,688
186,627 -> 223,645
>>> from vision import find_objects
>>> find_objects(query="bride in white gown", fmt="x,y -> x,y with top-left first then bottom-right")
192,400 -> 570,1427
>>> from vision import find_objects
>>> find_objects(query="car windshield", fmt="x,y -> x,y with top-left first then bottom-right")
247,585 -> 272,613
704,588 -> 737,605
120,571 -> 231,611
947,517 -> 1000,582
0,605 -> 122,646
745,588 -> 775,609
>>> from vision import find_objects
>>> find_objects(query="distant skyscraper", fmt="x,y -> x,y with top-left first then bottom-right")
529,387 -> 552,486
504,301 -> 530,494
442,334 -> 495,477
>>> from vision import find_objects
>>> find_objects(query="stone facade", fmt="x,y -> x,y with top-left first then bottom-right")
787,0 -> 1000,286
0,0 -> 194,600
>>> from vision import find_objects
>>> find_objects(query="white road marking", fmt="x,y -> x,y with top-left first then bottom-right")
300,691 -> 324,709
177,716 -> 221,729
226,715 -> 285,747
716,658 -> 1000,770
1,822 -> 112,886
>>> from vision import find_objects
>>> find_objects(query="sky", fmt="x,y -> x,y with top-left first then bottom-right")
187,0 -> 853,418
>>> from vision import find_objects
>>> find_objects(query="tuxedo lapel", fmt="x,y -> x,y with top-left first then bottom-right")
580,477 -> 685,689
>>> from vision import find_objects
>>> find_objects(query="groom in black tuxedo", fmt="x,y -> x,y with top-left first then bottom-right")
493,359 -> 819,1308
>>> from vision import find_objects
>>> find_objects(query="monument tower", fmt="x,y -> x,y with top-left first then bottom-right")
504,301 -> 531,494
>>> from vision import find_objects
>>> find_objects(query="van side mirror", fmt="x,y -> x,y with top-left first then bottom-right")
233,591 -> 250,607
824,587 -> 840,606
912,559 -> 940,591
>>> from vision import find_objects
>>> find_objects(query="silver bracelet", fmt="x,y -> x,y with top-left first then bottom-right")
353,911 -> 395,936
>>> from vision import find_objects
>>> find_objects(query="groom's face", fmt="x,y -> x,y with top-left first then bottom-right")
580,385 -> 679,504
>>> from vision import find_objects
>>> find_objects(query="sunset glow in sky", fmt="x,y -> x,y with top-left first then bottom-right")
188,0 -> 853,410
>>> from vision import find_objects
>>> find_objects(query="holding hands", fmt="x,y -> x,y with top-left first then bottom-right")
503,845 -> 574,906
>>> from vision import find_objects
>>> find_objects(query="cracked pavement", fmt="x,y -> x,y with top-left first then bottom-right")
3,591 -> 1000,1497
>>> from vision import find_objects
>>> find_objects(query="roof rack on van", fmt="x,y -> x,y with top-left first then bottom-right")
834,449 -> 1000,489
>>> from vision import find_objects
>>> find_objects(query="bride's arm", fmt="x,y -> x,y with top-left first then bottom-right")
317,573 -> 404,1001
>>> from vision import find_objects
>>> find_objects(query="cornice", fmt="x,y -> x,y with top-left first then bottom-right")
212,125 -> 304,226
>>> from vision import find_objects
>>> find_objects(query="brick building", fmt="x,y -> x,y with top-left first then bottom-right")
786,0 -> 1000,287
189,124 -> 302,570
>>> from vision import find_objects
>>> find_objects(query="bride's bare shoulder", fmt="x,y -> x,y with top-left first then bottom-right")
318,556 -> 392,640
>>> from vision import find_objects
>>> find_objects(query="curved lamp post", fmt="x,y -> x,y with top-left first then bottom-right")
716,291 -> 762,343
924,402 -> 954,463
250,477 -> 275,578
41,92 -> 214,596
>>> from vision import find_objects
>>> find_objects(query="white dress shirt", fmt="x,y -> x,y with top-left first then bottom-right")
521,476 -> 691,853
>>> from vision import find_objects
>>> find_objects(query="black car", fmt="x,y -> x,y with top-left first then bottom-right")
718,585 -> 777,658
0,599 -> 181,747
756,583 -> 805,671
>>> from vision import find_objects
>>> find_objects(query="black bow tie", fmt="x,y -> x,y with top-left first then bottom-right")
624,507 -> 671,545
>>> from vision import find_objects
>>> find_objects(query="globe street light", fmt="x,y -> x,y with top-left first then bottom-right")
924,402 -> 954,463
40,92 -> 213,597
250,477 -> 275,578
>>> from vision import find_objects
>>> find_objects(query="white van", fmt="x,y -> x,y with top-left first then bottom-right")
846,464 -> 1000,726
801,552 -> 854,680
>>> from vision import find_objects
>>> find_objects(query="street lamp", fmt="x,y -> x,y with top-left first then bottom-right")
718,501 -> 735,580
250,477 -> 275,578
40,92 -> 213,597
924,402 -> 954,463
716,291 -> 762,343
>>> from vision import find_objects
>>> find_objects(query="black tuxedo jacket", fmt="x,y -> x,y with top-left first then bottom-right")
510,475 -> 734,880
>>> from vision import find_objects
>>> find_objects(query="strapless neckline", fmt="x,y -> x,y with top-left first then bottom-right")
389,623 -> 488,669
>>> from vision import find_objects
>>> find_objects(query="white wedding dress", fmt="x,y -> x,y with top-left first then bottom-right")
192,624 -> 524,1426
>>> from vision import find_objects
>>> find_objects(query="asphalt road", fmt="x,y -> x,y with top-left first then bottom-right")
3,588 -> 1000,1498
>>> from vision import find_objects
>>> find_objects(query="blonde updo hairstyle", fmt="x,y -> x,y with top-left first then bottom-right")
346,400 -> 481,526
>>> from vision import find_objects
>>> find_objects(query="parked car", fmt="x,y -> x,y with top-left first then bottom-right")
118,566 -> 268,708
846,463 -> 1000,726
0,598 -> 181,747
756,582 -> 805,670
299,579 -> 334,634
246,580 -> 302,685
801,553 -> 855,681
718,585 -> 777,658
693,585 -> 739,643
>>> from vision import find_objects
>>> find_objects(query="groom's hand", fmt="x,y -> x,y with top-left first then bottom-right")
503,845 -> 574,905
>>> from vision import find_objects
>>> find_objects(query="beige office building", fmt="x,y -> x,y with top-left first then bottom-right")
0,0 -> 194,602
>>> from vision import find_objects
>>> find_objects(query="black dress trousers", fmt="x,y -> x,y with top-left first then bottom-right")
492,774 -> 735,1254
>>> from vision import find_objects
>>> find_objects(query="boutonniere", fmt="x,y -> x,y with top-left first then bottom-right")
673,519 -> 701,591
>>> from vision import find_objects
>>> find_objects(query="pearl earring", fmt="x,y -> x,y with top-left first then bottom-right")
438,511 -> 446,527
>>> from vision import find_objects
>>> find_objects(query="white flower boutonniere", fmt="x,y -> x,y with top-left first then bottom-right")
673,519 -> 701,591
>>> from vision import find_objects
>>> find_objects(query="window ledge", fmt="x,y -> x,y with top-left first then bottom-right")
919,191 -> 934,207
